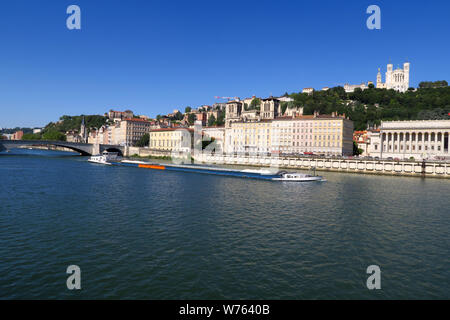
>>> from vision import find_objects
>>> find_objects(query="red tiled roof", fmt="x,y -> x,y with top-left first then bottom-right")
123,118 -> 151,123
150,128 -> 194,132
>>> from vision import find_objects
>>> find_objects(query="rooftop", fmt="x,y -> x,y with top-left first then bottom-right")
150,128 -> 194,132
123,118 -> 152,123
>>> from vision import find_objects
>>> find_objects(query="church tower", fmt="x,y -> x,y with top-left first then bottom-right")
80,116 -> 87,143
376,67 -> 386,89
403,62 -> 410,90
376,68 -> 382,87
386,63 -> 393,88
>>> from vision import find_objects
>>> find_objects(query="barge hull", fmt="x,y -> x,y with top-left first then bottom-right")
115,161 -> 279,180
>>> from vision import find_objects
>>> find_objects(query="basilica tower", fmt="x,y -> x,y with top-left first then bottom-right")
403,62 -> 410,89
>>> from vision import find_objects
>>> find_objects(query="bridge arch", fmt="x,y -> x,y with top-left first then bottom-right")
0,140 -> 124,157
52,144 -> 91,156
102,147 -> 124,156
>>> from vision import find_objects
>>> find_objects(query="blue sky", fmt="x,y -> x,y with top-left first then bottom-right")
1,0 -> 449,128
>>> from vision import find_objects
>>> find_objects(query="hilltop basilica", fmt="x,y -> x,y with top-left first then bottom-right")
376,62 -> 410,93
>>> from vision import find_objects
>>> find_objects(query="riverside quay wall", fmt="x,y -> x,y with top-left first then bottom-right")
195,154 -> 450,178
125,146 -> 173,158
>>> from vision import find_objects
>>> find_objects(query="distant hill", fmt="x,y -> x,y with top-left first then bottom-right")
288,83 -> 450,130
44,115 -> 108,134
19,115 -> 108,141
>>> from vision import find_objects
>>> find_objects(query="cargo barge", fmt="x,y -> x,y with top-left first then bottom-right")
87,152 -> 325,182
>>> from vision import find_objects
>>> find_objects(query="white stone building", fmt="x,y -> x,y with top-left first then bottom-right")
376,62 -> 410,92
302,88 -> 314,95
369,120 -> 450,160
344,83 -> 369,93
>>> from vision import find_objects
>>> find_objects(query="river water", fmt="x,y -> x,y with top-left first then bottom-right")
0,149 -> 449,299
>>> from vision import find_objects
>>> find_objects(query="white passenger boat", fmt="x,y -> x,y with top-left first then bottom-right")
88,151 -> 120,165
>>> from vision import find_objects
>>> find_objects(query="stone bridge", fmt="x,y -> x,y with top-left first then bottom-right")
0,140 -> 125,156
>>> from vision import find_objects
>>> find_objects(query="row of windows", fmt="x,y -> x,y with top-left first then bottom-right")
229,146 -> 342,153
383,144 -> 445,152
151,132 -> 185,137
273,121 -> 343,128
230,134 -> 341,141
230,141 -> 341,148
151,139 -> 186,147
232,122 -> 343,131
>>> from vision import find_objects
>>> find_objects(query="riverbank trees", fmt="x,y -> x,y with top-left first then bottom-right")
288,85 -> 450,130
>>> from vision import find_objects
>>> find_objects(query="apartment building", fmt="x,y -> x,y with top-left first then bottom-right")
114,118 -> 151,146
305,113 -> 353,155
225,121 -> 272,154
107,109 -> 134,121
149,128 -> 194,152
224,112 -> 354,156
11,131 -> 24,140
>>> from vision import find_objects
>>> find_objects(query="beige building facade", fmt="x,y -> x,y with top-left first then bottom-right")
149,128 -> 194,152
224,113 -> 354,156
225,120 -> 272,154
112,118 -> 151,146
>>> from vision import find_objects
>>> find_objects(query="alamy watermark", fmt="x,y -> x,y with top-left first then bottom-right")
66,265 -> 81,290
366,5 -> 381,30
66,5 -> 81,30
366,265 -> 381,290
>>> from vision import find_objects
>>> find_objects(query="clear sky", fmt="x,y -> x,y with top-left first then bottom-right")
1,0 -> 449,128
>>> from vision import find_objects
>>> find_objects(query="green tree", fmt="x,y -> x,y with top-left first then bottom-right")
249,98 -> 261,110
215,111 -> 225,126
353,141 -> 363,156
188,113 -> 196,125
419,80 -> 448,88
136,133 -> 150,147
175,111 -> 183,121
185,106 -> 192,113
42,130 -> 66,141
281,102 -> 288,115
22,133 -> 42,140
207,115 -> 216,126
41,115 -> 107,137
